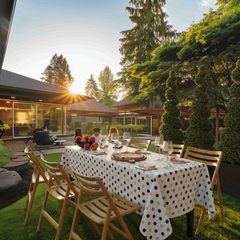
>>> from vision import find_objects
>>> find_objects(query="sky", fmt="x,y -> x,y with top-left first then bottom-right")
3,0 -> 218,96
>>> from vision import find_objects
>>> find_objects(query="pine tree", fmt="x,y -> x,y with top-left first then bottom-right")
116,0 -> 178,100
220,60 -> 240,165
159,70 -> 184,143
185,66 -> 215,150
85,74 -> 99,99
41,53 -> 74,89
98,66 -> 118,106
119,0 -> 177,68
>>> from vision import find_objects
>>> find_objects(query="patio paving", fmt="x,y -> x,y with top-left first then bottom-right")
3,138 -> 74,152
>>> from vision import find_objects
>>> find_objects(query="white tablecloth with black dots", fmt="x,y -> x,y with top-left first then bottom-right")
60,146 -> 216,240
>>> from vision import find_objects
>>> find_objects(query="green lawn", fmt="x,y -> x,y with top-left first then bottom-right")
0,152 -> 239,239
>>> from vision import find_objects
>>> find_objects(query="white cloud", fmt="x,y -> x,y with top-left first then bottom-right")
201,0 -> 216,6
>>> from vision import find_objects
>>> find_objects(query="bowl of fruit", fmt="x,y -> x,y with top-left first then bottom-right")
75,136 -> 96,150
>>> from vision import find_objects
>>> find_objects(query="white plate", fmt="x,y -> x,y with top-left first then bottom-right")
135,163 -> 159,171
169,158 -> 187,164
92,151 -> 107,155
135,150 -> 151,154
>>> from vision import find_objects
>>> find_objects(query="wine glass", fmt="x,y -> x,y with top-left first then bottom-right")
98,137 -> 106,150
155,136 -> 164,161
162,141 -> 173,162
123,132 -> 131,152
111,133 -> 119,151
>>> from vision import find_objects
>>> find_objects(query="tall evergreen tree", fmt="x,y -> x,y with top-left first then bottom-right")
85,74 -> 99,99
220,60 -> 240,165
119,0 -> 177,67
185,66 -> 215,150
41,53 -> 74,89
159,70 -> 184,144
98,66 -> 118,106
115,0 -> 178,100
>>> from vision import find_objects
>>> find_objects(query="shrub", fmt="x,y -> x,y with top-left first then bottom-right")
159,70 -> 184,144
184,66 -> 215,150
51,124 -> 58,132
87,122 -> 93,131
220,60 -> 240,165
74,121 -> 81,128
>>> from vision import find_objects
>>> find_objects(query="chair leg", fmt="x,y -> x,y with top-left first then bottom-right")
24,180 -> 33,209
55,198 -> 69,240
24,181 -> 38,225
101,208 -> 112,240
37,190 -> 49,232
68,204 -> 81,240
195,208 -> 206,235
216,176 -> 224,222
116,214 -> 134,240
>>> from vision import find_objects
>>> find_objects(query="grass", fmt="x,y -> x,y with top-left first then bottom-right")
1,151 -> 240,239
0,148 -> 14,167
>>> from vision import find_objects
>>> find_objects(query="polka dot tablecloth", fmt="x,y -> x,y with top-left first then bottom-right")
60,146 -> 216,240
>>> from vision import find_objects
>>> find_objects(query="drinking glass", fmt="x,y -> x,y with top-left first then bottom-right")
111,133 -> 119,151
155,136 -> 164,161
162,141 -> 173,162
123,132 -> 131,152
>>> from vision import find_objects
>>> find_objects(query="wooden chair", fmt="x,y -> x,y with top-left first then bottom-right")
127,137 -> 151,151
37,155 -> 82,240
24,146 -> 52,225
155,144 -> 185,158
69,165 -> 142,240
184,146 -> 224,235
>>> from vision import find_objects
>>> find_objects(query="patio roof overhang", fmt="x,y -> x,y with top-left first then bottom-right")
0,85 -> 90,105
0,0 -> 16,72
67,99 -> 119,115
0,69 -> 91,105
131,106 -> 191,116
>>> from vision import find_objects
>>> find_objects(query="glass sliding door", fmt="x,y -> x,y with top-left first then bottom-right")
38,104 -> 62,134
0,100 -> 13,139
13,103 -> 36,137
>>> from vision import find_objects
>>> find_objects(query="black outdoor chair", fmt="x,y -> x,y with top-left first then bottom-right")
34,131 -> 66,147
24,128 -> 45,143
34,131 -> 54,148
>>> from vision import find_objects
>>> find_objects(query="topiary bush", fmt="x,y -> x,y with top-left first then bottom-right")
87,122 -> 93,131
74,121 -> 82,128
159,70 -> 184,144
184,66 -> 215,150
220,60 -> 240,165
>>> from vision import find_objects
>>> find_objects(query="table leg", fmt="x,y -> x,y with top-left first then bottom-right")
187,209 -> 194,237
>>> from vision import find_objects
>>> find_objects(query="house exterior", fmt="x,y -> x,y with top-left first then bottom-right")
0,69 -> 91,139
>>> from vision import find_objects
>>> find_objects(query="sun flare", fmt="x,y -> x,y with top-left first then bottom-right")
68,84 -> 80,94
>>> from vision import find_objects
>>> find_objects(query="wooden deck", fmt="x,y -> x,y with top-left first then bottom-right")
3,138 -> 74,152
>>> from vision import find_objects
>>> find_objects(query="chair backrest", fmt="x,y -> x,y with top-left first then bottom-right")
34,131 -> 53,145
184,146 -> 223,188
127,137 -> 151,151
70,165 -> 108,200
24,146 -> 49,182
155,144 -> 185,158
40,155 -> 77,194
74,128 -> 82,139
33,128 -> 44,133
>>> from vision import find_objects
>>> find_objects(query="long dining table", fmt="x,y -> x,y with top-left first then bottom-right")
60,145 -> 216,240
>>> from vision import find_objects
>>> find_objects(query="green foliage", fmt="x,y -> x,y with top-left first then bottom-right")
0,124 -> 10,131
0,140 -> 14,167
220,60 -> 240,165
74,121 -> 82,128
41,53 -> 74,89
87,122 -> 93,131
102,121 -> 110,127
98,66 -> 118,106
69,121 -> 74,130
185,66 -> 215,150
116,0 -> 178,98
85,73 -> 99,99
159,71 -> 184,144
125,0 -> 240,112
50,124 -> 58,132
